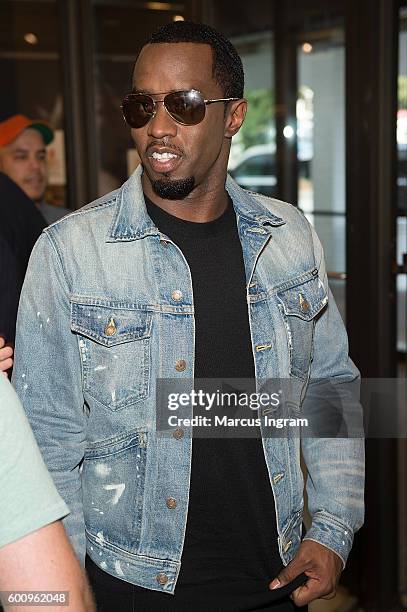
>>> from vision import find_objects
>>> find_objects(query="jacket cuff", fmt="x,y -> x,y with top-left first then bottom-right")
303,510 -> 354,569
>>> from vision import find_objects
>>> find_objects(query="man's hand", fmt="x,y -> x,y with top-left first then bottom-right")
0,338 -> 13,375
269,540 -> 343,606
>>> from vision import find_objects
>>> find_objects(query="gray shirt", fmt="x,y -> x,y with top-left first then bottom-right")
38,201 -> 70,225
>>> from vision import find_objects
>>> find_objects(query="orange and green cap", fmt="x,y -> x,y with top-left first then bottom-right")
0,114 -> 54,147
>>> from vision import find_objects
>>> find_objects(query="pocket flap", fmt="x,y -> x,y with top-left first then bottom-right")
70,302 -> 152,347
277,276 -> 328,321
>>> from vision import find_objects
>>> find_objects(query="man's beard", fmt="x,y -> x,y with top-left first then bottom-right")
151,176 -> 195,200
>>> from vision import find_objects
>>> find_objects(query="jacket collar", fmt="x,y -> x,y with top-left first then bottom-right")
225,174 -> 286,228
107,166 -> 286,242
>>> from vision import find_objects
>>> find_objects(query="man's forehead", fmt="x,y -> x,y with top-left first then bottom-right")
136,41 -> 213,62
133,42 -> 214,88
8,128 -> 46,150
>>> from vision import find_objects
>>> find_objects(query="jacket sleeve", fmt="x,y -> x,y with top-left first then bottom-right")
300,224 -> 365,568
12,230 -> 87,563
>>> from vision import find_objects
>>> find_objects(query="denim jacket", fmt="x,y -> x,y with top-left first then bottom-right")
13,167 -> 364,594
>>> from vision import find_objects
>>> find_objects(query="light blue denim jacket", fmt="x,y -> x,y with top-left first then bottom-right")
13,167 -> 364,594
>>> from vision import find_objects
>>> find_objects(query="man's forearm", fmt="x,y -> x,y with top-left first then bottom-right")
0,521 -> 95,611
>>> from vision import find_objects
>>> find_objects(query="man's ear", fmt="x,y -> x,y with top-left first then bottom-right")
224,99 -> 247,138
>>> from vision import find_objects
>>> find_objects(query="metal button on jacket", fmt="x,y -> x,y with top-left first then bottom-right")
166,497 -> 177,509
171,290 -> 183,301
173,428 -> 184,440
104,317 -> 117,336
175,359 -> 186,372
156,573 -> 168,585
299,294 -> 310,312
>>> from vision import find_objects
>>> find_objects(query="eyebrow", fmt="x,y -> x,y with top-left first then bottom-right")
130,88 -> 191,95
12,148 -> 46,154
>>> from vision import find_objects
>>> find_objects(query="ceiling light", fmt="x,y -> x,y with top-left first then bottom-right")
24,33 -> 38,45
146,2 -> 173,10
302,43 -> 313,53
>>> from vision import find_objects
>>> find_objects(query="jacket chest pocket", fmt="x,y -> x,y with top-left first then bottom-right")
70,301 -> 152,410
276,273 -> 328,380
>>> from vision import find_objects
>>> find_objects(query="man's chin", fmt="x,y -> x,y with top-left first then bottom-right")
22,186 -> 45,203
151,176 -> 195,200
29,194 -> 44,204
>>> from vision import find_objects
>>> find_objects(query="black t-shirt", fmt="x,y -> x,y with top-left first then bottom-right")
141,195 -> 296,611
87,195 -> 303,611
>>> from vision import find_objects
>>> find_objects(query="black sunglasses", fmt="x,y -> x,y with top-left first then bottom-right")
121,89 -> 239,128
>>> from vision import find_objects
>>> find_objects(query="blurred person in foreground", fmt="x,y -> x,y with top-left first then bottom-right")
12,21 -> 364,612
0,374 -> 95,611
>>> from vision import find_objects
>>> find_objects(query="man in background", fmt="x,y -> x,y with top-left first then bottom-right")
0,171 -> 45,346
0,114 -> 69,224
0,115 -> 69,347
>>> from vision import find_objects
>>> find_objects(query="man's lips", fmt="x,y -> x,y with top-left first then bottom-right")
24,177 -> 45,188
146,146 -> 183,174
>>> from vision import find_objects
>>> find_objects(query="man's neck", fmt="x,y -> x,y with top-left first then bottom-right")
142,175 -> 229,223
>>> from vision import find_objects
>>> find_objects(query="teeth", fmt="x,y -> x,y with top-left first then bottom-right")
152,152 -> 178,160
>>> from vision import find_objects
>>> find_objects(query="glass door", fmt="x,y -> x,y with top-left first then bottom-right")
397,4 -> 407,368
91,1 -> 192,197
297,23 -> 346,321
397,3 -> 407,606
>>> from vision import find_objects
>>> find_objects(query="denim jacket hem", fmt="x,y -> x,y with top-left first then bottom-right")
87,532 -> 179,595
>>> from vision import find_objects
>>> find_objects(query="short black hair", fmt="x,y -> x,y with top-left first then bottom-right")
146,21 -> 244,99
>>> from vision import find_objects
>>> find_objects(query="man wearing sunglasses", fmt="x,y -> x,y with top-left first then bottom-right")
12,21 -> 364,612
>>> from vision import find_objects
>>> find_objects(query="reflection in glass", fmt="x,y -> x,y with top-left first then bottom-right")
227,31 -> 275,198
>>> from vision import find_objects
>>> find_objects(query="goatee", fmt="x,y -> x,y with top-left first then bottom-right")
152,176 -> 195,200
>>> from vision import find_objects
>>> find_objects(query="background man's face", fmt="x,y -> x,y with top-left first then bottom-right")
0,128 -> 48,203
131,42 -> 234,201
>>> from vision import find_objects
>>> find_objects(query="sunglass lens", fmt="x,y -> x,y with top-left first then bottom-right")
165,91 -> 205,125
122,95 -> 154,128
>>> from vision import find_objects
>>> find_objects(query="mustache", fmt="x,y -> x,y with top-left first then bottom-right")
24,175 -> 45,181
146,139 -> 185,156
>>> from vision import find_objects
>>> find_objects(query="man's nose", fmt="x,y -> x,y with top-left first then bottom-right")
29,156 -> 42,171
147,101 -> 177,139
